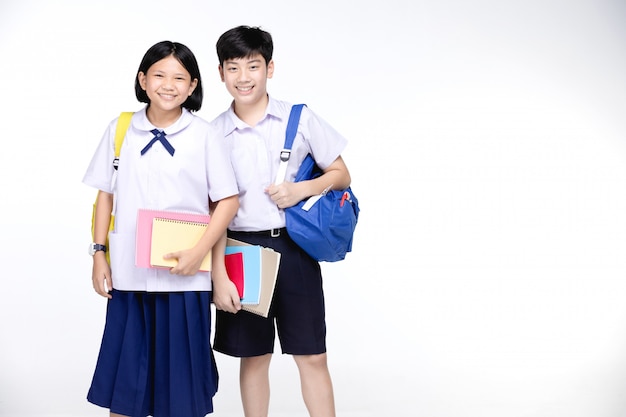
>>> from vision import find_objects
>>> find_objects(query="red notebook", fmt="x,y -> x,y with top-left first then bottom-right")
225,252 -> 245,299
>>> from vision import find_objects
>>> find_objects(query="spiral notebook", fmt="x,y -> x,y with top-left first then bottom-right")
135,209 -> 211,268
150,217 -> 212,271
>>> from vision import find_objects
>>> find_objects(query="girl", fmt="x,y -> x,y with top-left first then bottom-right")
83,40 -> 239,417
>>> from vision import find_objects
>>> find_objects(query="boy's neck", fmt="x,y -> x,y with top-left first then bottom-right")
233,94 -> 269,127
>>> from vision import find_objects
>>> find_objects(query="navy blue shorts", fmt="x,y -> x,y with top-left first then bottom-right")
213,229 -> 327,357
87,290 -> 218,417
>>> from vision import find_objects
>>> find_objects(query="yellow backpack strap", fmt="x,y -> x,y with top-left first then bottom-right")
91,111 -> 133,263
113,112 -> 134,166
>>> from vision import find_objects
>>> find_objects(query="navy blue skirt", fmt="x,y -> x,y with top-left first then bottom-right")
87,290 -> 217,417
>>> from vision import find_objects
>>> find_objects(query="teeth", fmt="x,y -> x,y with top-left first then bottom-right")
237,86 -> 252,91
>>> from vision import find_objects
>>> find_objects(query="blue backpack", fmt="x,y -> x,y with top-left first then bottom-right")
278,104 -> 360,262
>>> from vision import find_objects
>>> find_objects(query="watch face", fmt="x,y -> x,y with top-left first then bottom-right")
88,243 -> 106,255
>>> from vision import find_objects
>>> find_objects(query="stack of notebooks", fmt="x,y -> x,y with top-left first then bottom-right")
135,209 -> 281,317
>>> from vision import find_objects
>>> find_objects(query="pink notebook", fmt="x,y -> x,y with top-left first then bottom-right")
135,209 -> 211,268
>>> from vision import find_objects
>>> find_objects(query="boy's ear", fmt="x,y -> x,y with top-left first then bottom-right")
267,60 -> 274,79
218,65 -> 225,82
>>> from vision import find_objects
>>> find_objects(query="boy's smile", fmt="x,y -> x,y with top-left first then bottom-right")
220,54 -> 274,106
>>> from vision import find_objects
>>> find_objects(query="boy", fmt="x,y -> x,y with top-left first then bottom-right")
209,25 -> 352,417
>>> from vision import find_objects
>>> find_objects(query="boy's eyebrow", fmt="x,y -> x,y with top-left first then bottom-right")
224,58 -> 262,65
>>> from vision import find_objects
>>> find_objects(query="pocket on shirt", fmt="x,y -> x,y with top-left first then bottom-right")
108,231 -> 136,275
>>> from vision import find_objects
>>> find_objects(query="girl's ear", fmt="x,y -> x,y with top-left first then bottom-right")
189,78 -> 198,96
138,72 -> 147,90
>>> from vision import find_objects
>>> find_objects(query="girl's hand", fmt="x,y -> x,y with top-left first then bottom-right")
212,268 -> 242,314
163,248 -> 204,276
92,254 -> 112,299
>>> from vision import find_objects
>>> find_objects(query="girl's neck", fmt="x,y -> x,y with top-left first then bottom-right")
146,106 -> 183,129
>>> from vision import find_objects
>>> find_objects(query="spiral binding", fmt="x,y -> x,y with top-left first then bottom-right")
154,217 -> 208,228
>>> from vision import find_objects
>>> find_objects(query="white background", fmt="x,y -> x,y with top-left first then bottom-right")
1,0 -> 626,416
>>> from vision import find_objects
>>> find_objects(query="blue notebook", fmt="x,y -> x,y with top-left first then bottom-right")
225,245 -> 262,305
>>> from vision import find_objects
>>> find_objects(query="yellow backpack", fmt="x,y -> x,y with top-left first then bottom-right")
91,112 -> 134,263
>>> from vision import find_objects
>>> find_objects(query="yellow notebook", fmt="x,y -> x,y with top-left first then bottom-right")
150,217 -> 212,271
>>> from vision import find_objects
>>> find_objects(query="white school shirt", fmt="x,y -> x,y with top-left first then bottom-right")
83,107 -> 239,292
210,96 -> 348,232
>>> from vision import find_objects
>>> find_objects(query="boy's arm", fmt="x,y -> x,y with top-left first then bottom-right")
211,231 -> 243,313
92,191 -> 113,299
312,154 -> 351,192
165,194 -> 239,276
266,155 -> 351,209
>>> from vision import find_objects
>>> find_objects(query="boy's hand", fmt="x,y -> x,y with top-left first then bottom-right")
212,268 -> 242,314
92,254 -> 112,299
265,181 -> 305,209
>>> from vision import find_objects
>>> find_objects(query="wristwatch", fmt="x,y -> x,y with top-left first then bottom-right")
88,243 -> 107,256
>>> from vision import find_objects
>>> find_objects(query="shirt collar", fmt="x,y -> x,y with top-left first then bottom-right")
224,95 -> 283,137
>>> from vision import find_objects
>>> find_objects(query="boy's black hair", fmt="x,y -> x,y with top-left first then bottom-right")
216,25 -> 273,67
135,41 -> 203,111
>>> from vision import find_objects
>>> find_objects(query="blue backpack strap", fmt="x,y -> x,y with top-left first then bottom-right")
282,104 -> 306,152
276,104 -> 306,184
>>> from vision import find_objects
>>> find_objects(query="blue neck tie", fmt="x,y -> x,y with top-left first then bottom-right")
141,129 -> 175,156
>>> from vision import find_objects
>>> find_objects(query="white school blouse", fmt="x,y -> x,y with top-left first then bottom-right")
83,107 -> 239,292
210,96 -> 348,232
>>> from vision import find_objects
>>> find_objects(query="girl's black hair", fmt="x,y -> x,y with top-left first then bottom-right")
135,41 -> 203,111
216,26 -> 273,66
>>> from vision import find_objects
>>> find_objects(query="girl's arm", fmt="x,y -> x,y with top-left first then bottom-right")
92,191 -> 113,299
165,194 -> 239,276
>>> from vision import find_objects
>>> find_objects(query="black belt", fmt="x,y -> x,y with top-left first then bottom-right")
229,228 -> 286,238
